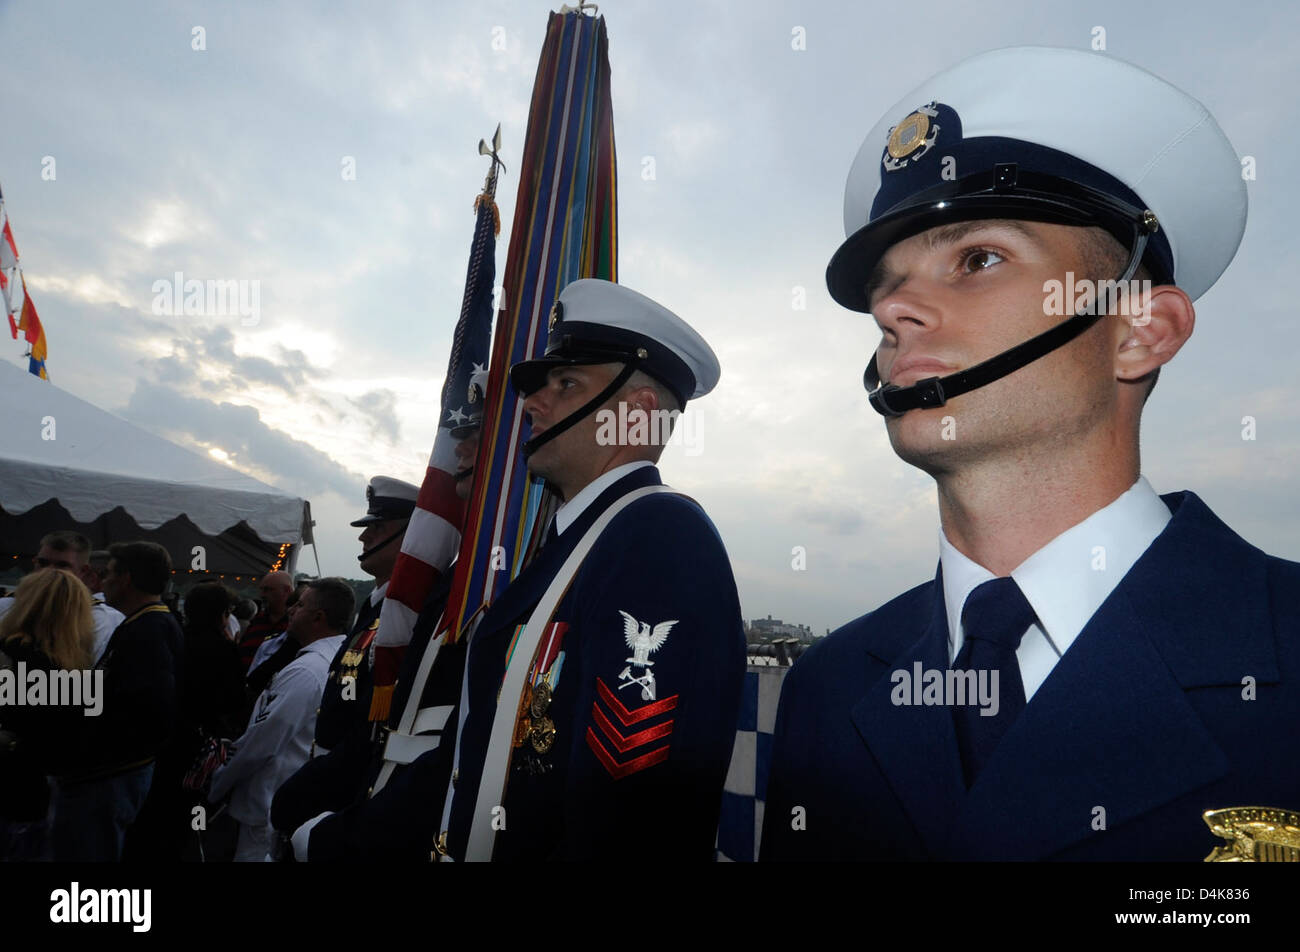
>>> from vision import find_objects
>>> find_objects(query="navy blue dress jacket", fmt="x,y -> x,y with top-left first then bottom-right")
762,492 -> 1300,861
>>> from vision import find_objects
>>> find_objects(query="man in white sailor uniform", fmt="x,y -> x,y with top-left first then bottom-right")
762,47 -> 1300,861
209,577 -> 354,861
290,279 -> 746,862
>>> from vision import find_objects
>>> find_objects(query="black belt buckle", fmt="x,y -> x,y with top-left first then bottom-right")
914,375 -> 946,408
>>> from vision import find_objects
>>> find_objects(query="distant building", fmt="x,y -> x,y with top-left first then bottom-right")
746,614 -> 815,643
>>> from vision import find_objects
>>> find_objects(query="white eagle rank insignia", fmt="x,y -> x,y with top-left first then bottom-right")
617,610 -> 677,701
882,101 -> 940,172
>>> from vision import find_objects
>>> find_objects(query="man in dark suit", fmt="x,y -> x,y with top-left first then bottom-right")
762,47 -> 1300,861
53,541 -> 184,861
290,278 -> 746,861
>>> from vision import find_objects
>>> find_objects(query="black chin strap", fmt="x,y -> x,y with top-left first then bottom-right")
522,361 -> 640,458
864,225 -> 1153,417
357,522 -> 408,562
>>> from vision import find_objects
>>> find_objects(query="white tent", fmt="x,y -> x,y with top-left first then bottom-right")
1,360 -> 313,578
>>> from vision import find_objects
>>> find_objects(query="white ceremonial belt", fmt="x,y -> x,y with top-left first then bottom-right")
413,705 -> 454,735
383,732 -> 441,765
382,705 -> 454,764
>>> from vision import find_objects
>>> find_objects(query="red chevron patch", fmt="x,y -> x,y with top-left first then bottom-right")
585,727 -> 670,779
595,677 -> 678,725
591,703 -> 674,753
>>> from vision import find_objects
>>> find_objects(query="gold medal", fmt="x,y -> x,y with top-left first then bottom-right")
530,681 -> 552,718
1204,807 -> 1300,862
530,716 -> 556,754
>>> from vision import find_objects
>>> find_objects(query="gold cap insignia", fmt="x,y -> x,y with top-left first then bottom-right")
1203,806 -> 1300,862
883,102 -> 941,173
548,301 -> 563,330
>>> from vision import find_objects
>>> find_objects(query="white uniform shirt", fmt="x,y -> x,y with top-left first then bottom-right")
90,594 -> 125,663
0,592 -> 123,664
226,613 -> 241,642
939,475 -> 1172,701
209,633 -> 346,828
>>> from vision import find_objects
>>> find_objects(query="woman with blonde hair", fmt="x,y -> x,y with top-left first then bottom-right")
0,568 -> 97,859
1,568 -> 96,670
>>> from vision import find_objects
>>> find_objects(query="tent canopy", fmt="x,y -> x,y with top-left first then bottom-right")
1,360 -> 312,578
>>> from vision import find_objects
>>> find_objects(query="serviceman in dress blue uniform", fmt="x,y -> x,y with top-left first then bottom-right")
762,47 -> 1300,861
289,278 -> 746,861
271,429 -> 480,856
269,476 -> 419,831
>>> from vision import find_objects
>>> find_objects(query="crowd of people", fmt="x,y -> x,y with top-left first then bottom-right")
0,528 -> 366,862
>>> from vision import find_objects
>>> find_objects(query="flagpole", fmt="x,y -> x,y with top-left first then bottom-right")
366,127 -> 506,757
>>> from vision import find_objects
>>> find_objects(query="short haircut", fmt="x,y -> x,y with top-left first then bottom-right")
39,531 -> 91,558
624,368 -> 682,415
306,577 -> 356,631
88,550 -> 112,573
621,369 -> 682,456
107,541 -> 173,596
1077,227 -> 1160,404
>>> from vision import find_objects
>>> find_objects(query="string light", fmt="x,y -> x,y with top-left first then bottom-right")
270,542 -> 291,572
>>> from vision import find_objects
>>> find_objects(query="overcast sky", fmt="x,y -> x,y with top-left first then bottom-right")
2,0 -> 1297,634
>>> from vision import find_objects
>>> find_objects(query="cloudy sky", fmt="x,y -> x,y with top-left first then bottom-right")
1,0 -> 1296,635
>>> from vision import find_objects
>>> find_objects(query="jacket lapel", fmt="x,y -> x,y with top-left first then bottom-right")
850,565 -> 968,856
943,491 -> 1276,860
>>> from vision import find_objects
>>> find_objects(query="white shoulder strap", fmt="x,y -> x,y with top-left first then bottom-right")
463,483 -> 677,861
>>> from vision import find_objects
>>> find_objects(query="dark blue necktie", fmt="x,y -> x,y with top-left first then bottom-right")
952,577 -> 1036,787
543,517 -> 560,547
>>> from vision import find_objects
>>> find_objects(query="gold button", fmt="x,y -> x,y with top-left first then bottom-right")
452,768 -> 459,786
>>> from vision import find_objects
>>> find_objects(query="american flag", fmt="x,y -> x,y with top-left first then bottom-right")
366,157 -> 499,722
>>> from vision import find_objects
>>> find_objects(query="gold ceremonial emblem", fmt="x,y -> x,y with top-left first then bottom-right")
548,302 -> 563,330
1203,806 -> 1300,862
887,111 -> 931,160
530,716 -> 556,754
468,381 -> 478,404
530,681 -> 552,719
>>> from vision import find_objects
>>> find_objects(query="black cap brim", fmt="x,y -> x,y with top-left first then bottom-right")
827,193 -> 1115,312
827,163 -> 1178,313
509,355 -> 605,398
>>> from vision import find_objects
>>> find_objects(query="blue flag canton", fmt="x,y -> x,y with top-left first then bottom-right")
441,200 -> 497,432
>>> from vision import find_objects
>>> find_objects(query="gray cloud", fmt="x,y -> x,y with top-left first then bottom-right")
348,388 -> 402,443
142,325 -> 320,395
119,380 -> 363,500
